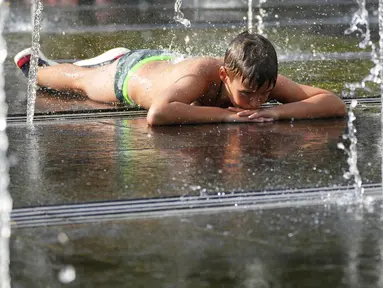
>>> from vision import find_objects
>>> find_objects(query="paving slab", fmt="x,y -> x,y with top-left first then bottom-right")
10,197 -> 383,288
8,106 -> 381,208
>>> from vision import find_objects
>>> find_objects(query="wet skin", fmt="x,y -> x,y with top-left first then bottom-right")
36,55 -> 347,125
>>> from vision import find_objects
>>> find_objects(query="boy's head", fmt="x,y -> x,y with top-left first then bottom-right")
220,31 -> 278,109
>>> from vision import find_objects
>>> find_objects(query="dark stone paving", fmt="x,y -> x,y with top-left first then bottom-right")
6,102 -> 382,287
8,107 -> 381,209
11,199 -> 383,287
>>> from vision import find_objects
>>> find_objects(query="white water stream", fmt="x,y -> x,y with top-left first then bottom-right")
343,0 -> 381,96
174,0 -> 191,27
337,100 -> 364,197
380,0 -> 383,196
337,0 -> 383,198
0,1 -> 12,287
26,0 -> 43,124
247,0 -> 267,35
248,0 -> 253,33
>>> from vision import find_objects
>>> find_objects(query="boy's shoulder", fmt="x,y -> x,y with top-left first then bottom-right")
180,56 -> 222,76
191,56 -> 222,66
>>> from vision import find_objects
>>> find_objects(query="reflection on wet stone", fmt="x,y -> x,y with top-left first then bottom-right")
8,116 -> 360,207
7,111 -> 381,208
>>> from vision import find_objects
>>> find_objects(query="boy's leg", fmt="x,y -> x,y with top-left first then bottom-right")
73,47 -> 129,67
37,61 -> 119,103
15,47 -> 130,103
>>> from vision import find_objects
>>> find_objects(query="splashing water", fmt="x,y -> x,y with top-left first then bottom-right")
26,0 -> 43,124
248,0 -> 253,33
380,0 -> 383,194
31,0 -> 36,26
343,0 -> 381,96
380,0 -> 383,75
380,1 -> 383,82
256,0 -> 267,36
174,0 -> 191,28
345,0 -> 370,49
0,1 -> 12,287
58,265 -> 76,284
337,100 -> 364,198
247,0 -> 267,35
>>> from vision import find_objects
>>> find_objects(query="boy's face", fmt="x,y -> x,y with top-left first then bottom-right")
220,68 -> 273,109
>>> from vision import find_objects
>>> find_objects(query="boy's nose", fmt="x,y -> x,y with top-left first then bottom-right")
250,97 -> 260,109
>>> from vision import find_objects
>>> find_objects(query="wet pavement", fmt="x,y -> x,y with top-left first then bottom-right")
10,200 -> 383,288
6,105 -> 383,287
5,0 -> 383,287
7,108 -> 381,209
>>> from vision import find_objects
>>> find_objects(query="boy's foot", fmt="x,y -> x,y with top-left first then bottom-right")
73,47 -> 130,67
14,48 -> 58,77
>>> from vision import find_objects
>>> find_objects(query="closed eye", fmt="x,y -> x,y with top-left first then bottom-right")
240,90 -> 256,97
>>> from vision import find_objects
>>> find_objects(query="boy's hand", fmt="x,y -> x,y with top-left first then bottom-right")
224,112 -> 274,123
228,107 -> 276,122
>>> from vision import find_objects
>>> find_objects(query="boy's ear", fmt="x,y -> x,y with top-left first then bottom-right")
219,66 -> 228,81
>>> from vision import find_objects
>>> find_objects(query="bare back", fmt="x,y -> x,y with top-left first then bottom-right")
127,57 -> 226,109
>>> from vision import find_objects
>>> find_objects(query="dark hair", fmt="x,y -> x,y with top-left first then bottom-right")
224,31 -> 278,89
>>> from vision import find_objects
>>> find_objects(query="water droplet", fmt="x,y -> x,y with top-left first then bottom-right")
189,185 -> 201,191
58,265 -> 76,284
337,143 -> 345,150
57,232 -> 69,244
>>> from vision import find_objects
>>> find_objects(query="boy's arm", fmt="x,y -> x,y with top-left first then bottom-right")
234,75 -> 347,120
147,73 -> 268,125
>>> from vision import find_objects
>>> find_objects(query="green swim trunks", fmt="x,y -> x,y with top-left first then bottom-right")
114,49 -> 177,105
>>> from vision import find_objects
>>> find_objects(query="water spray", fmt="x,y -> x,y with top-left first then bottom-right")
0,1 -> 12,287
337,100 -> 364,198
174,0 -> 191,28
26,0 -> 43,124
343,0 -> 381,96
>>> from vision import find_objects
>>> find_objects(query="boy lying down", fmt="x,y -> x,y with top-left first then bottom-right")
15,31 -> 346,125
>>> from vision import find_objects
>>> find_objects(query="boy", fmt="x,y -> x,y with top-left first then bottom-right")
15,31 -> 347,125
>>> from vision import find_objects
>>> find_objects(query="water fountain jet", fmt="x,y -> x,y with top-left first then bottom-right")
0,1 -> 12,287
343,0 -> 381,96
380,0 -> 383,194
255,0 -> 267,35
248,0 -> 253,33
174,0 -> 191,28
26,0 -> 43,125
247,0 -> 267,35
337,100 -> 364,198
